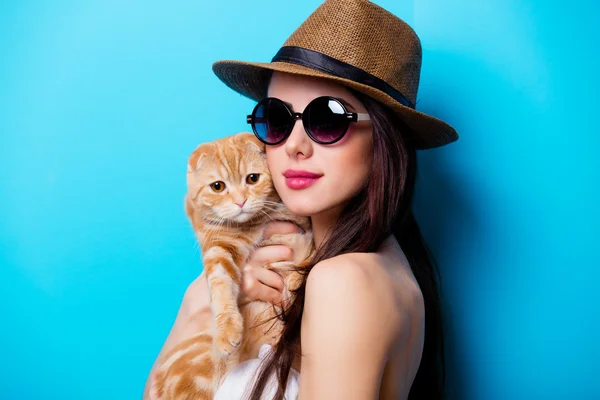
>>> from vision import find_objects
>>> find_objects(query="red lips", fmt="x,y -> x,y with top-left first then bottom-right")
283,169 -> 323,178
283,169 -> 323,190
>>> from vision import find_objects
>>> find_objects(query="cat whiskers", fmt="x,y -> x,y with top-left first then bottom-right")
192,233 -> 201,256
261,200 -> 285,208
260,204 -> 289,220
257,208 -> 289,224
202,216 -> 226,246
257,209 -> 276,223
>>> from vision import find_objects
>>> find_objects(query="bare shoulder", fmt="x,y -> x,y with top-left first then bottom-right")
306,252 -> 388,303
298,239 -> 425,398
304,239 -> 424,340
306,252 -> 388,304
304,249 -> 410,342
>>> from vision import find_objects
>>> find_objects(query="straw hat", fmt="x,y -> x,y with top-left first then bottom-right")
212,0 -> 458,149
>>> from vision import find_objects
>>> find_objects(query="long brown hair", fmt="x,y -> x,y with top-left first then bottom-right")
249,86 -> 446,399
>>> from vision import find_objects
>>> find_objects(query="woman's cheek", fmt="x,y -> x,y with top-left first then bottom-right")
266,147 -> 280,168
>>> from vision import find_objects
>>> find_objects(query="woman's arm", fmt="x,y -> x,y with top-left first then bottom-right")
142,221 -> 303,399
298,255 -> 403,400
142,277 -> 212,400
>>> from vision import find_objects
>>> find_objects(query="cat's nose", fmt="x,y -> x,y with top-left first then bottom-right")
234,199 -> 247,208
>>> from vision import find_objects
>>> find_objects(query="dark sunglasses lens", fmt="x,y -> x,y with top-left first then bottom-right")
253,99 -> 292,144
305,97 -> 348,143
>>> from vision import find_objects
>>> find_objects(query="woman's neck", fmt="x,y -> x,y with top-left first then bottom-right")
310,205 -> 344,249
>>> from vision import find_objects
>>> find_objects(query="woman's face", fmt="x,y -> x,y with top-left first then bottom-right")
265,71 -> 373,218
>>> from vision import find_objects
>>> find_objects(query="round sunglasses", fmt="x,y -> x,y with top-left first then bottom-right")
246,96 -> 371,145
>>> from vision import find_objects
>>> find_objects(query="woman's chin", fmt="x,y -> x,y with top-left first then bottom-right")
283,208 -> 311,217
276,186 -> 342,218
281,198 -> 336,218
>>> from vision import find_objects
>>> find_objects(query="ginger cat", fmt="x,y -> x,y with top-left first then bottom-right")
149,132 -> 313,400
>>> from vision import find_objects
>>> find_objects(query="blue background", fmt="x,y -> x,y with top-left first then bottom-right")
1,0 -> 598,399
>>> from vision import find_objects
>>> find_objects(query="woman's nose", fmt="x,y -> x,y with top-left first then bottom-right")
284,116 -> 313,159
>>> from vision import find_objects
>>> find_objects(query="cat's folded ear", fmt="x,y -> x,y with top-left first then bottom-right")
187,142 -> 214,173
236,131 -> 265,153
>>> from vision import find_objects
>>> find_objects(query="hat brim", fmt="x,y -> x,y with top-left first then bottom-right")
212,60 -> 458,150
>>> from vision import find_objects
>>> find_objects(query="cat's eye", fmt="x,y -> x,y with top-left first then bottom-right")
210,181 -> 226,192
246,174 -> 260,184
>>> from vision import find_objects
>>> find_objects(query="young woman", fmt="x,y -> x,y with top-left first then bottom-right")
144,1 -> 458,398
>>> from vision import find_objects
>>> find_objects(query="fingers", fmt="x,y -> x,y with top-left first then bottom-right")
245,265 -> 284,291
247,245 -> 294,268
239,225 -> 299,306
262,221 -> 304,239
241,266 -> 284,306
261,287 -> 284,305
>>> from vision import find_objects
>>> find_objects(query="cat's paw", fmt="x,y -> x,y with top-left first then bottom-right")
214,310 -> 244,357
260,232 -> 314,264
263,260 -> 295,275
260,233 -> 298,247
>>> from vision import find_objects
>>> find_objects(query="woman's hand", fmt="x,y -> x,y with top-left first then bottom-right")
239,220 -> 303,306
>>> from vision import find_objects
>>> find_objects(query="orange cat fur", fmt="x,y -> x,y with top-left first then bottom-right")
150,132 -> 313,400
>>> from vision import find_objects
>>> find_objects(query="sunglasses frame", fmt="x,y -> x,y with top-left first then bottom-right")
246,95 -> 371,145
